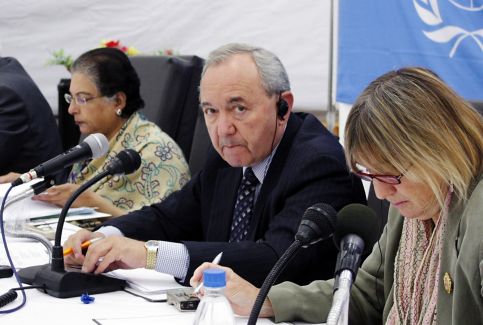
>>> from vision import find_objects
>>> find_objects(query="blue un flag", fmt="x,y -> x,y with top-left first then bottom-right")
337,0 -> 483,104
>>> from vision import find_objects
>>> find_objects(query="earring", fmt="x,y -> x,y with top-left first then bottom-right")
116,109 -> 122,117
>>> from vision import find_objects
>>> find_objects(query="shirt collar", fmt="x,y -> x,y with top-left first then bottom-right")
242,122 -> 287,184
243,144 -> 280,185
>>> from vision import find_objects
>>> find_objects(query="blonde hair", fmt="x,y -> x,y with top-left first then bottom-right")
345,67 -> 483,208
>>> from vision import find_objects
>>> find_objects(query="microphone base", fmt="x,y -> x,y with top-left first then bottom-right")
18,264 -> 126,298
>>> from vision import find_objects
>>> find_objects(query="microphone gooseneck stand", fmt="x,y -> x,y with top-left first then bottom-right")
247,203 -> 337,325
18,170 -> 126,298
326,270 -> 352,325
50,169 -> 110,271
327,234 -> 365,325
326,203 -> 379,325
247,240 -> 302,325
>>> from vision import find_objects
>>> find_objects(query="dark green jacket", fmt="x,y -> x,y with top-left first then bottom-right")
269,175 -> 483,324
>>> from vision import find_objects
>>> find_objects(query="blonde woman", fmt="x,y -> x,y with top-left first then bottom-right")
191,67 -> 483,324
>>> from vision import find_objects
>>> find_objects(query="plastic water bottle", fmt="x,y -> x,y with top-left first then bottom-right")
193,268 -> 236,325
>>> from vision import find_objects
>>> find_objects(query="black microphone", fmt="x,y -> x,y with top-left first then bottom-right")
17,149 -> 141,298
12,133 -> 109,187
326,204 -> 379,325
295,204 -> 338,246
247,203 -> 337,325
104,149 -> 142,175
333,203 -> 379,284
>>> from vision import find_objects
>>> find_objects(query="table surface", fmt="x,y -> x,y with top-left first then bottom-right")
0,195 -> 322,325
0,234 -> 323,325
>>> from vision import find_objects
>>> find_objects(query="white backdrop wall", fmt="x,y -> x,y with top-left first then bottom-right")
0,0 -> 332,115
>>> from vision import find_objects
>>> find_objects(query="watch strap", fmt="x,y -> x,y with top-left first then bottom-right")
145,241 -> 158,270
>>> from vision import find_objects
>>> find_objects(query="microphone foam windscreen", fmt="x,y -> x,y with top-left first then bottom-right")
333,203 -> 379,254
84,133 -> 109,158
303,203 -> 337,235
115,149 -> 141,174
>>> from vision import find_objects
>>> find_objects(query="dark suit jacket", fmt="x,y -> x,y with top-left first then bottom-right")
103,113 -> 367,286
0,57 -> 62,175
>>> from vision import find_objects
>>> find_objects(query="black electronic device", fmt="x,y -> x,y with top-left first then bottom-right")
276,98 -> 289,120
0,265 -> 13,278
17,149 -> 141,298
166,288 -> 200,311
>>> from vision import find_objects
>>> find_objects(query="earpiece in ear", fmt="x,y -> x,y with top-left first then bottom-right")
276,99 -> 289,120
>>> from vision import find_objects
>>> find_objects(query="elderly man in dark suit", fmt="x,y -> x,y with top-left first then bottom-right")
0,57 -> 62,182
63,43 -> 366,286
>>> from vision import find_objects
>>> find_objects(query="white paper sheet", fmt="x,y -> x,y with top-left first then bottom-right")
92,313 -> 292,325
108,269 -> 183,294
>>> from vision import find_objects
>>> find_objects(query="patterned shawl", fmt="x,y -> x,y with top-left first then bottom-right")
387,189 -> 453,325
68,112 -> 190,212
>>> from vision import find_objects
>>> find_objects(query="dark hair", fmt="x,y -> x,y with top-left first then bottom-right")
71,47 -> 144,117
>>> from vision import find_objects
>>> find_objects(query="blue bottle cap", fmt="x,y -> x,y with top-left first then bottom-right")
203,268 -> 226,288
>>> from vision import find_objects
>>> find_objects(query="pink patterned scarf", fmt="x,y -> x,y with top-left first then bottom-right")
387,189 -> 453,325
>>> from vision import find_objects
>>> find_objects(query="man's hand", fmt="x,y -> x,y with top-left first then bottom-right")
81,236 -> 147,274
63,229 -> 104,265
63,229 -> 147,273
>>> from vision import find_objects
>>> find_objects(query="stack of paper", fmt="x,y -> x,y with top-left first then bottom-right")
108,268 -> 184,301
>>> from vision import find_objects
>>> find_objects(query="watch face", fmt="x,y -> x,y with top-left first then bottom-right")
145,240 -> 158,248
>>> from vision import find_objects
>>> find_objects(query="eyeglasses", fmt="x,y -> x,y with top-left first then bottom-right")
354,170 -> 404,185
64,93 -> 103,105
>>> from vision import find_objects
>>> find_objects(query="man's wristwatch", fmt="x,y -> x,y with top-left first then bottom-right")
144,240 -> 159,270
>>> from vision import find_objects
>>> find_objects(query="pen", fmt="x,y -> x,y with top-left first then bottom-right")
63,237 -> 102,256
194,252 -> 223,294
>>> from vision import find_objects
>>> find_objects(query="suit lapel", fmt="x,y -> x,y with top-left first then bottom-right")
249,113 -> 303,239
206,167 -> 242,241
205,113 -> 304,241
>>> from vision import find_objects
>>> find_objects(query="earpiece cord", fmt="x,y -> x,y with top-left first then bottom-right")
262,114 -> 279,181
261,95 -> 284,182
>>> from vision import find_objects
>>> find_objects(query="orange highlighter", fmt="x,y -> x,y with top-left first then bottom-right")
63,237 -> 102,256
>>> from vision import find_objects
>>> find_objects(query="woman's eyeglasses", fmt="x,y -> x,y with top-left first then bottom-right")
64,93 -> 103,105
354,170 -> 404,185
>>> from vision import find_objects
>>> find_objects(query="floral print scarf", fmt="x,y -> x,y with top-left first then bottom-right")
68,112 -> 189,212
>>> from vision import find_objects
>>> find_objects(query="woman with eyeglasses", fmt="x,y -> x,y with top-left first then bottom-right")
190,67 -> 483,324
31,47 -> 190,217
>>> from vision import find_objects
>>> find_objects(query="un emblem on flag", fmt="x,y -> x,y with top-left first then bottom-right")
413,0 -> 483,57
